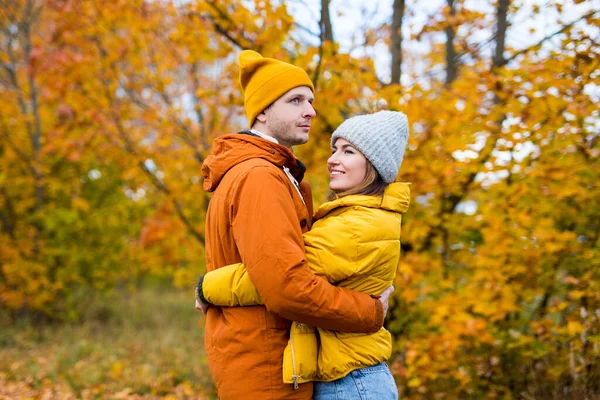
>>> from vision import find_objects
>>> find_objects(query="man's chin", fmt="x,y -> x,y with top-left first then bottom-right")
289,135 -> 309,148
297,131 -> 310,144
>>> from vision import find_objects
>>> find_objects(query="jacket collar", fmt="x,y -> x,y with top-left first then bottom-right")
314,182 -> 411,220
244,129 -> 279,144
202,132 -> 306,192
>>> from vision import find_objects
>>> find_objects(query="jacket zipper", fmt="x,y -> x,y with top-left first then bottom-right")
290,325 -> 299,390
282,166 -> 305,205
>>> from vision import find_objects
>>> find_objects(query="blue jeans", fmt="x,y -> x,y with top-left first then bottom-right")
313,362 -> 398,400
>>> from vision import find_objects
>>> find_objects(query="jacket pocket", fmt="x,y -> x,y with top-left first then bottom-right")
283,323 -> 318,384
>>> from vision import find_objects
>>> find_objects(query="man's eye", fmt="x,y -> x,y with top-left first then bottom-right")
291,98 -> 299,103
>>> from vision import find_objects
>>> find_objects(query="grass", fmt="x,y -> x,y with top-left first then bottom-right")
4,286 -> 597,399
0,286 -> 216,399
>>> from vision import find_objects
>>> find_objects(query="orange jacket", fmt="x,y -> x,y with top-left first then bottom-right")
201,133 -> 384,399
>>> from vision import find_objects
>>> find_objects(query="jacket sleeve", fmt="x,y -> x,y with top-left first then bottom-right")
202,263 -> 263,306
230,166 -> 383,333
202,211 -> 382,305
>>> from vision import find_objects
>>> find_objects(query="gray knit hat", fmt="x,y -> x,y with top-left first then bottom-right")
330,111 -> 409,183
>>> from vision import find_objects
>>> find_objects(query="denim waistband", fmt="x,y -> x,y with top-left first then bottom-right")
351,362 -> 390,375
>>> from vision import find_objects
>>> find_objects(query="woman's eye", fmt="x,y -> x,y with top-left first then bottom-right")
291,98 -> 299,103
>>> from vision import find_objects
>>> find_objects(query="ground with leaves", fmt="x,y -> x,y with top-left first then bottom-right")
0,288 -> 215,399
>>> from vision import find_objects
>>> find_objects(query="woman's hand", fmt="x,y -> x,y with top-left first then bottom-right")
378,286 -> 394,323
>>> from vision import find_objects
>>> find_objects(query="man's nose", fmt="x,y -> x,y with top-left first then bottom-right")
303,103 -> 316,119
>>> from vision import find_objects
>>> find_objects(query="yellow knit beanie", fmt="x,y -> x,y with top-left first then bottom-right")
238,50 -> 315,127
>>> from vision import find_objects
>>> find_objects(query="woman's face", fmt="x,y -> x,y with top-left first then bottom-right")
327,138 -> 368,193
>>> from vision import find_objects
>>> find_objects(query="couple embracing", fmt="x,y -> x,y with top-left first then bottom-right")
196,50 -> 411,400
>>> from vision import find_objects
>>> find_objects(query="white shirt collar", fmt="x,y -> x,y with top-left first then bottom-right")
248,130 -> 303,204
249,129 -> 279,144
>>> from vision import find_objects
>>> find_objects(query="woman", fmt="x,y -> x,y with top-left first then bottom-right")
197,110 -> 410,399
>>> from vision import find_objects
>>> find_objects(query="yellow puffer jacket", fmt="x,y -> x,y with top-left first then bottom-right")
202,182 -> 411,384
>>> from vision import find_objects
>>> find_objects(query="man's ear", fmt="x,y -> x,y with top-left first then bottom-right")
255,110 -> 267,124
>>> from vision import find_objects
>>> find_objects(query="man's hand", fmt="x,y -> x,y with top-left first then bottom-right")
378,285 -> 394,323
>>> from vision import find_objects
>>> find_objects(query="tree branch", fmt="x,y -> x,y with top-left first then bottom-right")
92,36 -> 205,244
202,2 -> 253,49
502,10 -> 599,67
293,22 -> 320,39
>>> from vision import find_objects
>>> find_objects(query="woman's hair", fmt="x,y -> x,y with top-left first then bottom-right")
327,158 -> 388,201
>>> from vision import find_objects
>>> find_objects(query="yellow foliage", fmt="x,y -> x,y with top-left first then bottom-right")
1,0 -> 599,397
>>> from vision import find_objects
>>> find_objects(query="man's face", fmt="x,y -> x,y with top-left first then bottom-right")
260,86 -> 316,148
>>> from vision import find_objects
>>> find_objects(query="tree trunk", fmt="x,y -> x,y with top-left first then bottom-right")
493,0 -> 509,68
313,0 -> 334,88
320,0 -> 334,42
445,0 -> 457,85
424,0 -> 511,251
22,7 -> 45,257
390,0 -> 405,85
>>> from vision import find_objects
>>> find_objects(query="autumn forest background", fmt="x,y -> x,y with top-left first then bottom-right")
1,0 -> 599,398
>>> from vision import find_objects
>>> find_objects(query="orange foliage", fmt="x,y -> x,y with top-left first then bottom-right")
1,0 -> 598,397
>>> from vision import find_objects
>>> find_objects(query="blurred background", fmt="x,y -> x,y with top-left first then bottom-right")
0,0 -> 598,398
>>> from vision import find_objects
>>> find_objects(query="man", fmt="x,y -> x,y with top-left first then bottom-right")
198,50 -> 392,399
